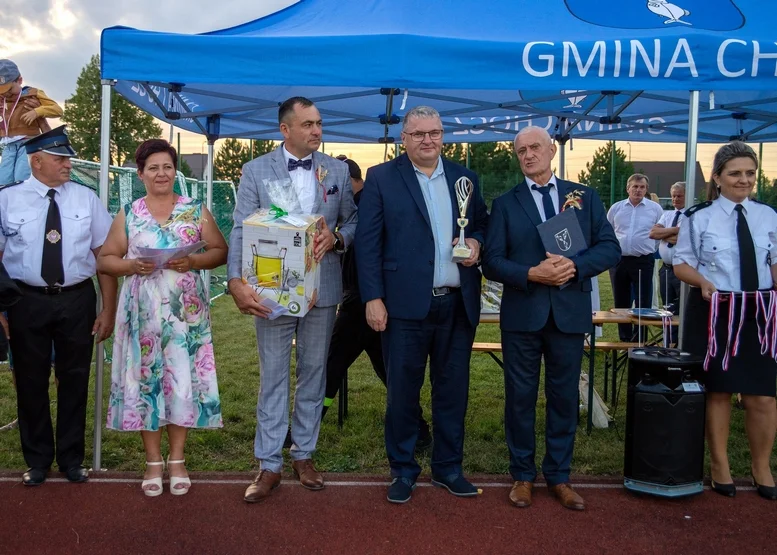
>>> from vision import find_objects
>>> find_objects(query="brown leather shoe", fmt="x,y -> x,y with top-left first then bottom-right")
549,483 -> 586,511
244,470 -> 281,503
291,459 -> 324,490
508,481 -> 533,508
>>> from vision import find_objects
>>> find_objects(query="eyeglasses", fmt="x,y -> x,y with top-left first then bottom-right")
403,129 -> 443,142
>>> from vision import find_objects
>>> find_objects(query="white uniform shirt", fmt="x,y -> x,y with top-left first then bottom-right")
607,197 -> 663,256
526,174 -> 559,222
282,146 -> 316,214
0,176 -> 112,286
657,208 -> 685,265
673,196 -> 777,291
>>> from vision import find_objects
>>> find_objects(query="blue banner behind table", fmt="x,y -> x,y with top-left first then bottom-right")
565,0 -> 745,30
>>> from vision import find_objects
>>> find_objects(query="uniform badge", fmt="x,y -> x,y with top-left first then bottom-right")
46,230 -> 61,244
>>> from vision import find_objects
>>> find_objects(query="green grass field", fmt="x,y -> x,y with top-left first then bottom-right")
0,275 -> 773,477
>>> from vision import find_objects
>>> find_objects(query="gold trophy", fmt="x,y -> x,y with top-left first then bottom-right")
451,176 -> 473,263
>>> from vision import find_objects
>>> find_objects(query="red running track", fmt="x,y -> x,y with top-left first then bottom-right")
1,473 -> 775,554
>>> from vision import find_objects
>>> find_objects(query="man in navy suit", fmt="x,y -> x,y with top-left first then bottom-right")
356,106 -> 488,504
483,126 -> 620,511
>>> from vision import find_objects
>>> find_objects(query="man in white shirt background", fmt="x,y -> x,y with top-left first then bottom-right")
649,182 -> 686,337
606,173 -> 664,341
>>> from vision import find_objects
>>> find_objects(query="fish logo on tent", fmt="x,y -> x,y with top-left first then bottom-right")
564,0 -> 744,30
560,91 -> 588,109
517,90 -> 600,113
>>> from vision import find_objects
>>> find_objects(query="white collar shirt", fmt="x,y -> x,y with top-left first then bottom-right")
607,197 -> 663,256
282,145 -> 316,214
0,176 -> 113,286
657,208 -> 685,264
526,174 -> 559,222
673,196 -> 777,291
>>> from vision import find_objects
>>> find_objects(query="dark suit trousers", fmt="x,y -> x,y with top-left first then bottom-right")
324,293 -> 386,401
382,291 -> 474,481
502,310 -> 584,486
609,254 -> 654,341
8,282 -> 96,470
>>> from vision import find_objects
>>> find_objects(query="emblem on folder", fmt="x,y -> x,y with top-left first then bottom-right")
555,228 -> 572,252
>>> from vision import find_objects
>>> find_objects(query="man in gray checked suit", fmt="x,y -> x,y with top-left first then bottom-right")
227,97 -> 357,503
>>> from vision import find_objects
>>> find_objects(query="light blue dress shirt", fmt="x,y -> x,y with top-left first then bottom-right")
413,157 -> 460,288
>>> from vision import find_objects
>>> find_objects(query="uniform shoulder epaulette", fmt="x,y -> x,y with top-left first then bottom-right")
751,199 -> 777,213
683,201 -> 712,217
0,181 -> 23,192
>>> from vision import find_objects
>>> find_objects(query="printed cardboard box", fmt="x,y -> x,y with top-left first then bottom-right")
242,209 -> 322,318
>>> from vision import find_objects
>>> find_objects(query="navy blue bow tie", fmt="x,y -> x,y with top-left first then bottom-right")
288,158 -> 312,171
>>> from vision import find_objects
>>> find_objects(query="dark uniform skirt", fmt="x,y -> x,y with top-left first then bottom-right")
683,287 -> 777,397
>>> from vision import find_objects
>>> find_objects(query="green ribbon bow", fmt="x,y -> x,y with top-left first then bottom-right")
268,204 -> 288,219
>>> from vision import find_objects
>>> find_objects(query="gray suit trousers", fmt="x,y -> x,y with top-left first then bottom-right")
253,305 -> 337,472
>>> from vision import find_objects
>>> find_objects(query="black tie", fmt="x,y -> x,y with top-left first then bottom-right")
734,204 -> 759,291
288,158 -> 312,171
41,189 -> 64,287
531,184 -> 556,221
667,210 -> 682,249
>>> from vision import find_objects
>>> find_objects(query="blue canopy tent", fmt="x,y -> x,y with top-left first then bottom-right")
92,0 -> 777,466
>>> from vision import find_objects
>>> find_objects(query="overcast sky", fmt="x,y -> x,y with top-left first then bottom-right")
0,0 -> 297,104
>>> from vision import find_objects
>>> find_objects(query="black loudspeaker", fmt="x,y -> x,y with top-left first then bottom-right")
624,347 -> 705,498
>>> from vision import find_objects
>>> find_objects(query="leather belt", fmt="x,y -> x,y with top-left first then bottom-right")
432,286 -> 459,297
663,262 -> 673,269
16,279 -> 91,295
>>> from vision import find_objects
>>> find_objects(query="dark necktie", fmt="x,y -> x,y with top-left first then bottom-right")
667,210 -> 682,249
41,189 -> 64,287
734,204 -> 759,291
531,184 -> 556,220
288,158 -> 312,171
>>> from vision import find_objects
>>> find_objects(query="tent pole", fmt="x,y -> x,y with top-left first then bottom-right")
758,143 -> 764,201
678,90 -> 700,350
205,140 -> 215,298
559,141 -> 566,179
93,80 -> 113,472
609,141 -> 616,207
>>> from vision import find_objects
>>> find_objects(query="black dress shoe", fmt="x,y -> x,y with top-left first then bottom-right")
751,476 -> 777,500
22,468 -> 48,487
63,466 -> 89,483
710,479 -> 736,497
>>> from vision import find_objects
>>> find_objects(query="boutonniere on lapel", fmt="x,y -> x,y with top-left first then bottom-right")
562,190 -> 584,211
316,165 -> 329,203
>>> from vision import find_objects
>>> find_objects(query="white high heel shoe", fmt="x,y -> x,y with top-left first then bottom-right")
142,461 -> 164,497
167,458 -> 191,496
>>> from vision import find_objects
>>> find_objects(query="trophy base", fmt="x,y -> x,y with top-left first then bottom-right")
451,246 -> 472,263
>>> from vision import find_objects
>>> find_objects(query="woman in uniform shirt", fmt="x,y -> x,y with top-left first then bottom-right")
674,141 -> 777,500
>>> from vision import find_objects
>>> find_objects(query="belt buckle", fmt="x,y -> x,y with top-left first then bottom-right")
44,285 -> 62,295
432,287 -> 448,297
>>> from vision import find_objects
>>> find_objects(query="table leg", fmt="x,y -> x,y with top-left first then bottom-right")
587,326 -> 595,434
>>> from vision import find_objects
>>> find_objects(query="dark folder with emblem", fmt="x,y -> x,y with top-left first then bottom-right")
536,208 -> 588,258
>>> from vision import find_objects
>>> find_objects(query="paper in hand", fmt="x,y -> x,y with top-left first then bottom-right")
135,241 -> 207,268
259,296 -> 290,320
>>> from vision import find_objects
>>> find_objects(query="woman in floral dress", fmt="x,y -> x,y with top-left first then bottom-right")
98,139 -> 227,496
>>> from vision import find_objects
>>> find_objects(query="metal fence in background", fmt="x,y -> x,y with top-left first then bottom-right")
69,159 -> 237,300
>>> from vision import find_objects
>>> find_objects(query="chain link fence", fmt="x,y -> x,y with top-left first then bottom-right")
69,159 -> 237,300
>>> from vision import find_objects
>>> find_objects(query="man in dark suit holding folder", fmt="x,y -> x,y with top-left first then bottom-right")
483,126 -> 620,511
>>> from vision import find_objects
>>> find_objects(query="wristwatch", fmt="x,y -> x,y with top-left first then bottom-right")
333,232 -> 345,254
